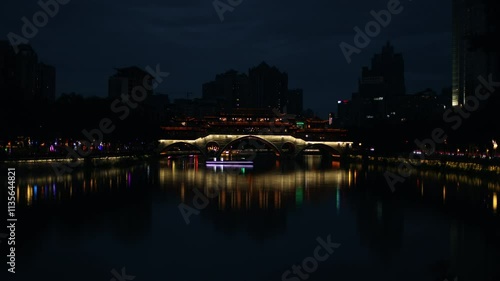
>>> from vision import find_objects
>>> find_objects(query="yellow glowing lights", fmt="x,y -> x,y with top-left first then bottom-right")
493,192 -> 498,213
26,185 -> 33,206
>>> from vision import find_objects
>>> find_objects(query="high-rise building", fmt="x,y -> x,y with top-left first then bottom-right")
358,41 -> 405,98
248,62 -> 288,112
39,63 -> 56,102
0,41 -> 16,101
203,63 -> 291,113
452,0 -> 500,107
202,81 -> 217,100
336,100 -> 351,126
14,44 -> 39,101
108,66 -> 153,99
343,42 -> 406,127
286,88 -> 303,115
0,41 -> 56,102
202,70 -> 249,110
451,0 -> 466,106
108,76 -> 128,98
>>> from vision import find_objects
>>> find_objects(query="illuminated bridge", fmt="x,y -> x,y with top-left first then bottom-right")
158,134 -> 353,158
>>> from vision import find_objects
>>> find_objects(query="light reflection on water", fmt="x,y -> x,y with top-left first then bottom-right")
8,155 -> 500,281
15,165 -> 142,206
494,192 -> 498,213
13,156 -> 500,217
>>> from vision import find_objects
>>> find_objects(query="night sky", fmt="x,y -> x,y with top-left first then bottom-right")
1,0 -> 451,117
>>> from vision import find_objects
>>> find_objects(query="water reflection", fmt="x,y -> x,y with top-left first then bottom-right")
494,192 -> 498,213
9,156 -> 500,281
12,156 -> 500,219
14,165 -> 152,206
159,160 -> 345,209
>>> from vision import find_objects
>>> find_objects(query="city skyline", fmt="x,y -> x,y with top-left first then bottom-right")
0,0 -> 452,117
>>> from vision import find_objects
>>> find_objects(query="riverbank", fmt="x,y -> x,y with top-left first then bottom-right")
343,154 -> 500,176
1,154 -> 157,171
3,152 -> 500,177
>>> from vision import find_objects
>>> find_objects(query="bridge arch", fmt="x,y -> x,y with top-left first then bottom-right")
217,135 -> 282,157
160,142 -> 206,157
296,143 -> 342,157
281,142 -> 296,154
205,141 -> 220,155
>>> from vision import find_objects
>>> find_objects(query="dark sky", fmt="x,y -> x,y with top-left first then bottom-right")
1,0 -> 451,117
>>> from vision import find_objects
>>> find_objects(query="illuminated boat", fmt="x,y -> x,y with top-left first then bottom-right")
205,159 -> 253,167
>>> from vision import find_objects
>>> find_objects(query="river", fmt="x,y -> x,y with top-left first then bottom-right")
4,155 -> 500,281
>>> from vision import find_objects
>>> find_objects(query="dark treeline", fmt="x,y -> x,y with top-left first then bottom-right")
1,93 -> 164,143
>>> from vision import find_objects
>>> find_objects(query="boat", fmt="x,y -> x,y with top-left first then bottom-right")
205,159 -> 253,167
